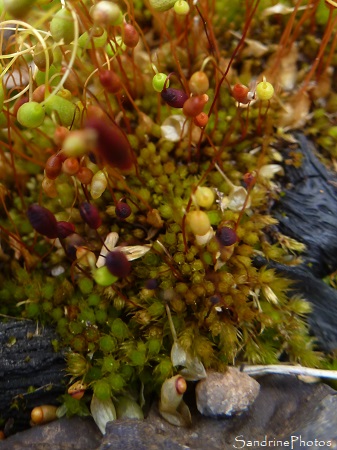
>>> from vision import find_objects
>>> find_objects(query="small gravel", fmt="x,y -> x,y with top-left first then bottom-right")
196,368 -> 260,418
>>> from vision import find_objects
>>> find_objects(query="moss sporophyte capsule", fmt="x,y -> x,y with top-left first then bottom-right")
152,73 -> 169,92
17,102 -> 45,128
105,251 -> 131,278
161,87 -> 189,108
173,1 -> 190,15
256,78 -> 274,100
27,204 -> 58,238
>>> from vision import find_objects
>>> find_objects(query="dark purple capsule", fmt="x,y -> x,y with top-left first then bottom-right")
210,294 -> 221,305
64,233 -> 86,260
161,88 -> 189,108
85,117 -> 134,171
27,204 -> 58,239
105,250 -> 131,278
56,221 -> 76,239
79,202 -> 102,229
145,278 -> 158,290
115,201 -> 132,220
215,226 -> 238,246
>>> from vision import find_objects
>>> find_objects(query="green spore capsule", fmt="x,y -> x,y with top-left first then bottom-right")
256,78 -> 274,101
152,73 -> 169,92
173,0 -> 190,15
44,95 -> 78,127
148,0 -> 176,11
77,29 -> 108,49
4,0 -> 37,17
93,266 -> 118,287
50,8 -> 75,45
90,1 -> 123,26
17,102 -> 45,128
33,39 -> 54,72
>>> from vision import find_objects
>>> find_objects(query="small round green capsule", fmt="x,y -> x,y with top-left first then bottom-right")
93,266 -> 118,287
4,0 -> 37,17
90,1 -> 123,26
194,186 -> 215,209
17,102 -> 45,128
152,73 -> 169,92
50,8 -> 75,44
173,0 -> 190,15
256,78 -> 274,101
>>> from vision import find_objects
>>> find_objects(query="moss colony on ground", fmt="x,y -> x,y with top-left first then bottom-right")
0,0 -> 336,418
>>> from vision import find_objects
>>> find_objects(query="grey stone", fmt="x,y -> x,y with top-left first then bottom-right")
195,368 -> 260,417
0,417 -> 101,450
99,375 -> 337,450
1,375 -> 337,450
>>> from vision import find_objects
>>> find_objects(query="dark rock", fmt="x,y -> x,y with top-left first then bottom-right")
253,133 -> 337,352
0,375 -> 336,450
273,133 -> 337,279
99,375 -> 337,450
0,320 -> 66,435
0,417 -> 101,450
